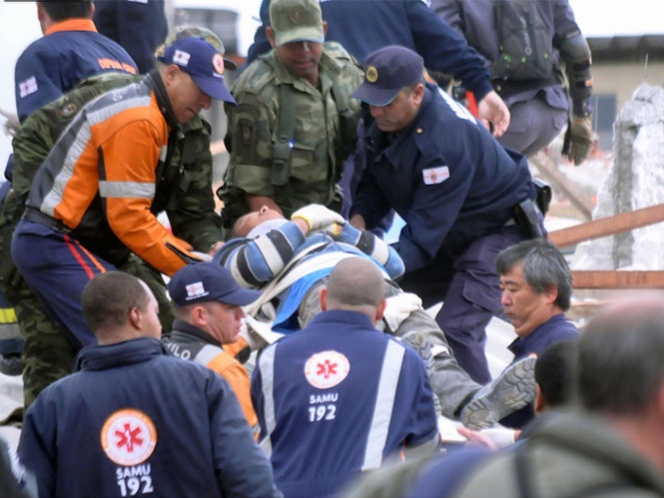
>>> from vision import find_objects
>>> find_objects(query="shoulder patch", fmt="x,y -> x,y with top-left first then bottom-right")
422,166 -> 450,185
18,76 -> 38,98
59,102 -> 78,118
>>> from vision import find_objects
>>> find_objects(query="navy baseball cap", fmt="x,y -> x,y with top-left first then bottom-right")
352,45 -> 425,106
157,37 -> 236,104
168,262 -> 261,307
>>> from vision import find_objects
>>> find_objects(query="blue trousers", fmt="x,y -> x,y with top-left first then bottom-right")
399,226 -> 524,384
12,220 -> 116,349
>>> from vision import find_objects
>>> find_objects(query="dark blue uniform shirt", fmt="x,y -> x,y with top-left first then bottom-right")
501,313 -> 579,428
352,84 -> 534,273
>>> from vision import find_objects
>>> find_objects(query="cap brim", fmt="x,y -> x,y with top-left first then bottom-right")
275,27 -> 325,47
352,83 -> 400,107
221,286 -> 262,306
192,75 -> 236,104
223,58 -> 238,71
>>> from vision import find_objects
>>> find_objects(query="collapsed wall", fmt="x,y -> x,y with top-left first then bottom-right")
572,84 -> 664,270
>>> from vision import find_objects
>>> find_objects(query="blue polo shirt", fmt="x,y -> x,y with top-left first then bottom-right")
501,314 -> 579,428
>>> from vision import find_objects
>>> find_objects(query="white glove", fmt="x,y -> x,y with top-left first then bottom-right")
190,251 -> 213,262
311,222 -> 344,236
382,292 -> 423,333
0,108 -> 19,137
291,204 -> 345,232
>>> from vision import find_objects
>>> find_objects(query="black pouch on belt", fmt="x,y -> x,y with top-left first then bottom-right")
513,198 -> 545,239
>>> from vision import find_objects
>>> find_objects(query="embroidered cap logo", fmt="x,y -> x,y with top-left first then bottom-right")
366,66 -> 378,83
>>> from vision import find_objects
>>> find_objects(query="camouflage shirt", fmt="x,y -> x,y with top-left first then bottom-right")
222,41 -> 363,218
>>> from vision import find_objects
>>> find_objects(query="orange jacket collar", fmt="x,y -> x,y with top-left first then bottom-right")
45,18 -> 97,36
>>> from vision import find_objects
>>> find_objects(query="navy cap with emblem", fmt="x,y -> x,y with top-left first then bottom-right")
157,37 -> 236,104
168,262 -> 261,307
352,45 -> 425,106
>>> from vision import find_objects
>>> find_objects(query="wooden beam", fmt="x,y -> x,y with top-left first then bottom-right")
549,204 -> 664,248
572,270 -> 664,289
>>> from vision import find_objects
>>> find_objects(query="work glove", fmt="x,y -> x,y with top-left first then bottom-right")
0,108 -> 19,137
566,115 -> 593,166
291,204 -> 345,232
382,292 -> 422,333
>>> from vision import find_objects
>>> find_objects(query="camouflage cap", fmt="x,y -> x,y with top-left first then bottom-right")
270,0 -> 324,47
155,25 -> 237,71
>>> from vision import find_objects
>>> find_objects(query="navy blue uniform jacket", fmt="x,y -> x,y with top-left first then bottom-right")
14,19 -> 137,123
18,337 -> 280,498
352,84 -> 534,273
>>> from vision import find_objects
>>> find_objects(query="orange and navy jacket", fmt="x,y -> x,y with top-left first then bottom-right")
163,321 -> 259,431
14,18 -> 137,123
25,73 -> 195,276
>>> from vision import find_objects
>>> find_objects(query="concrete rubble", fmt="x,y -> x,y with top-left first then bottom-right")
573,84 -> 664,270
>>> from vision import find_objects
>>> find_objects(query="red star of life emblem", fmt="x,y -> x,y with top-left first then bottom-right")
316,359 -> 338,379
304,350 -> 350,389
101,409 -> 157,466
115,423 -> 144,452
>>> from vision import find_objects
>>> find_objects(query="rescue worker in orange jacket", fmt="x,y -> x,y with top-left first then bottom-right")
11,36 -> 236,349
164,262 -> 259,432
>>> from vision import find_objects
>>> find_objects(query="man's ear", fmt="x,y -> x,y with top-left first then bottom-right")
266,27 -> 277,49
319,288 -> 328,312
190,305 -> 208,328
375,299 -> 387,323
129,306 -> 142,330
411,83 -> 426,107
322,21 -> 328,39
534,383 -> 547,414
162,64 -> 182,90
544,283 -> 559,306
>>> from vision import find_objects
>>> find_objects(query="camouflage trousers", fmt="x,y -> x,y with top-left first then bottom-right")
5,254 -> 175,409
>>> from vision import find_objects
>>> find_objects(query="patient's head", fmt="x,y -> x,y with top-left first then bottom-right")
233,206 -> 286,238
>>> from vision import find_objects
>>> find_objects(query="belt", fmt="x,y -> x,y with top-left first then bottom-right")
22,208 -> 72,235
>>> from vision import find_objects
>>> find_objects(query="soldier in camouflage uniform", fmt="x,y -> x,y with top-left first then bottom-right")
219,0 -> 363,229
0,27 -> 229,407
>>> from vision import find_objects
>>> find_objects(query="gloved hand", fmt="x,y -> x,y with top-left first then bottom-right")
566,115 -> 593,166
0,108 -> 19,137
382,292 -> 423,333
190,251 -> 213,262
291,204 -> 345,232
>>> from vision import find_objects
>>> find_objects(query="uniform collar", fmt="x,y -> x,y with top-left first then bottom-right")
145,70 -> 180,131
366,87 -> 433,168
45,18 -> 97,36
306,309 -> 377,330
168,319 -> 221,348
74,337 -> 169,372
508,313 -> 568,357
